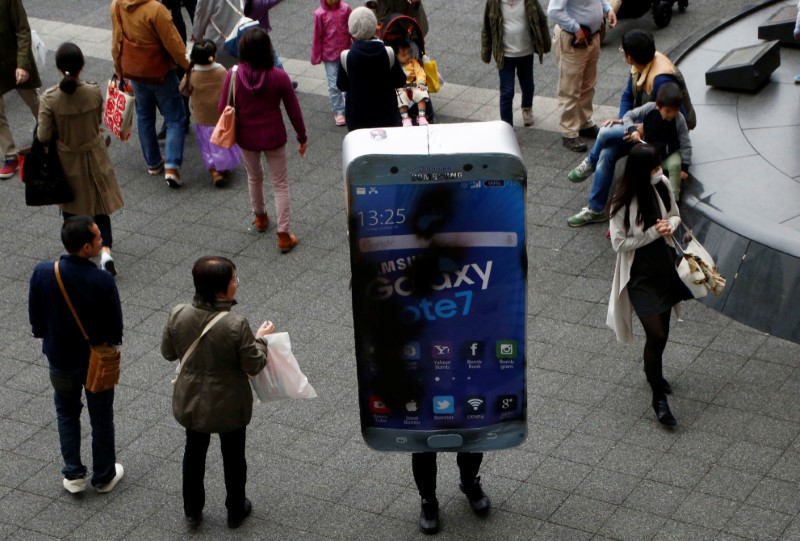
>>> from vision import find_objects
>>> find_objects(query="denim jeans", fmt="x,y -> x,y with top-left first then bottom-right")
587,123 -> 633,213
50,371 -> 116,486
324,61 -> 345,115
131,71 -> 186,171
498,54 -> 534,125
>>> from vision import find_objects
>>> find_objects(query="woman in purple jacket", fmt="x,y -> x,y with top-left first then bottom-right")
219,28 -> 307,254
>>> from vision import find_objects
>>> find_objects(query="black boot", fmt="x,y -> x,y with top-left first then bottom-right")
653,395 -> 677,426
459,476 -> 491,514
418,497 -> 440,535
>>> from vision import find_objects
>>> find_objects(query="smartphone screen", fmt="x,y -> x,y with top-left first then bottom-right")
346,146 -> 527,452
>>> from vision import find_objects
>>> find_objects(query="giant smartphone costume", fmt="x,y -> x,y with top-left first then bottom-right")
344,121 -> 527,453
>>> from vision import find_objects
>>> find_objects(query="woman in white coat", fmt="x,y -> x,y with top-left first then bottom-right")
606,144 -> 691,426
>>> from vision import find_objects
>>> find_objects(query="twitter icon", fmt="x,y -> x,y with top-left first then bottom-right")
433,396 -> 454,414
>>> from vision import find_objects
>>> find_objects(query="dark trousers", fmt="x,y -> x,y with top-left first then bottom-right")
62,212 -> 113,249
50,371 -> 116,486
498,54 -> 534,125
183,426 -> 247,517
411,452 -> 483,500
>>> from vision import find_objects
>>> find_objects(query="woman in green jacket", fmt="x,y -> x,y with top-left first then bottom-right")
481,0 -> 550,127
162,256 -> 272,529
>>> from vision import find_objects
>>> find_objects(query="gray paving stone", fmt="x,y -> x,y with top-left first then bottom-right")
598,506 -> 667,541
745,477 -> 800,516
652,519 -> 718,541
673,492 -> 741,531
725,504 -> 792,541
695,465 -> 761,503
719,441 -> 783,476
549,494 -> 616,534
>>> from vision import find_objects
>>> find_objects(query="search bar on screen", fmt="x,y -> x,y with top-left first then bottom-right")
359,232 -> 518,253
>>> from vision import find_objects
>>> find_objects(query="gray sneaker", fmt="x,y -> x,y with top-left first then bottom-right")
568,158 -> 595,183
567,207 -> 608,227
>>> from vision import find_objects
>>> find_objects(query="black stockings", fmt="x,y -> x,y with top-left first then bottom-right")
638,309 -> 671,397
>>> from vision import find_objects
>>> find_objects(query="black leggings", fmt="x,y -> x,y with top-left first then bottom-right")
638,309 -> 671,397
411,452 -> 483,501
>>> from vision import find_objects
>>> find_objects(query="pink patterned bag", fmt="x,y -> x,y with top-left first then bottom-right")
103,76 -> 135,141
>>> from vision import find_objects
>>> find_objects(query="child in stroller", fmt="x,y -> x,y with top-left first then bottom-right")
391,40 -> 430,126
376,10 -> 436,124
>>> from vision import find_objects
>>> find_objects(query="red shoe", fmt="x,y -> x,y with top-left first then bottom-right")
277,232 -> 298,253
253,213 -> 269,232
0,157 -> 19,179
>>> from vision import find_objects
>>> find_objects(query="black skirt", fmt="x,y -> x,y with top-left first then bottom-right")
627,237 -> 693,317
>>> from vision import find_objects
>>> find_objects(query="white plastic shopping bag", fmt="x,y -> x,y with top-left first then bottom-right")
250,332 -> 317,402
31,30 -> 47,73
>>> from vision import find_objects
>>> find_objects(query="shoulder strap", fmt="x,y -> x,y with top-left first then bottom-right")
385,45 -> 395,69
180,311 -> 229,365
114,3 -> 130,42
228,65 -> 238,107
54,261 -> 90,342
223,0 -> 245,17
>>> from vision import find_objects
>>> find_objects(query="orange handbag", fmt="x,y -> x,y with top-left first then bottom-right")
211,66 -> 238,148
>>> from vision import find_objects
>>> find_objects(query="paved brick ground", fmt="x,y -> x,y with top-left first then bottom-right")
1,0 -> 800,539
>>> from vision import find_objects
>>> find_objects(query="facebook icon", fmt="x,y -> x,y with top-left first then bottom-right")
463,341 -> 484,360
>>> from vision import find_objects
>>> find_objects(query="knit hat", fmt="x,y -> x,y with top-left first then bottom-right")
349,7 -> 377,41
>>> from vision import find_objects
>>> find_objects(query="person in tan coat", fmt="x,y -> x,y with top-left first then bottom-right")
110,0 -> 189,187
37,43 -> 124,276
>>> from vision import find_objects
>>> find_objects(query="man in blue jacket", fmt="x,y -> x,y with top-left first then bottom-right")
565,30 -> 695,227
28,216 -> 124,494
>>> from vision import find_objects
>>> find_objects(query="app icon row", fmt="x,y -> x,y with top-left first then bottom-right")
369,394 -> 519,415
402,339 -> 518,360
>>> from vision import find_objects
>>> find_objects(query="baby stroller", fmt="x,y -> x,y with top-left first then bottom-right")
614,0 -> 688,29
378,12 -> 439,124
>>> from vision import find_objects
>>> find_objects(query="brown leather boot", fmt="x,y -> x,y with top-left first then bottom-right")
253,213 -> 269,232
277,232 -> 298,254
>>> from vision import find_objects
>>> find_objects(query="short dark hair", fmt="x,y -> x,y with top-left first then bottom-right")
621,30 -> 656,66
238,27 -> 275,71
192,256 -> 236,303
189,39 -> 217,66
55,42 -> 85,95
656,82 -> 682,108
61,216 -> 96,253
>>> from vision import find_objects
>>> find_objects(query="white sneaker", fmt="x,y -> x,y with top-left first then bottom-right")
96,463 -> 124,494
522,107 -> 534,127
63,477 -> 87,494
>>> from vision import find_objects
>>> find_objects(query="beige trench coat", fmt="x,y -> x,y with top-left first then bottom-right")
37,82 -> 124,216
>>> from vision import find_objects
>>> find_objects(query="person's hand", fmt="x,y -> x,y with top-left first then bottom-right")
655,219 -> 673,238
256,320 -> 275,337
628,131 -> 641,143
419,83 -> 427,92
574,27 -> 589,46
299,142 -> 308,157
680,170 -> 689,180
15,68 -> 29,85
606,10 -> 618,29
602,118 -> 622,127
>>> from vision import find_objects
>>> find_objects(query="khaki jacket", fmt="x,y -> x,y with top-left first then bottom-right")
481,0 -> 551,69
0,0 -> 41,94
162,297 -> 267,434
37,83 -> 124,216
110,0 -> 189,77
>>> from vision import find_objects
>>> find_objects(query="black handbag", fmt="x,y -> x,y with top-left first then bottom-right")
20,125 -> 73,207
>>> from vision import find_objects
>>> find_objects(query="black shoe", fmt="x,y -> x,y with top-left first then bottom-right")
578,125 -> 600,139
185,513 -> 202,527
292,80 -> 298,90
418,498 -> 440,535
653,396 -> 677,426
459,476 -> 491,515
103,258 -> 117,277
562,136 -> 587,153
227,498 -> 252,529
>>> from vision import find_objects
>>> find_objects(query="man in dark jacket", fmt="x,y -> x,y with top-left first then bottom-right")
0,0 -> 41,179
337,6 -> 407,131
28,216 -> 124,495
